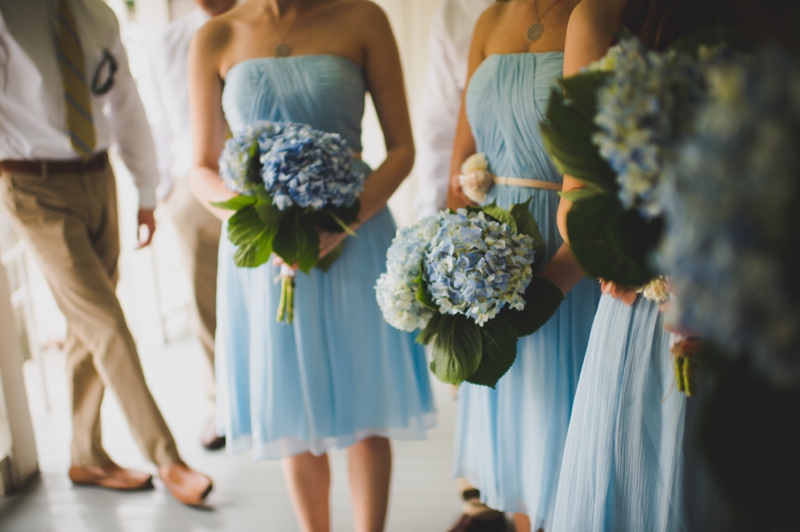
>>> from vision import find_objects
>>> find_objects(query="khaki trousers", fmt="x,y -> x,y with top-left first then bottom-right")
163,178 -> 220,416
0,165 -> 181,468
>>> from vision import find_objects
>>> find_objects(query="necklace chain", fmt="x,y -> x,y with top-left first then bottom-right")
267,9 -> 299,57
526,0 -> 561,43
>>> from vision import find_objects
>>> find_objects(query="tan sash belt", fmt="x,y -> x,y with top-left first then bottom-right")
493,176 -> 562,191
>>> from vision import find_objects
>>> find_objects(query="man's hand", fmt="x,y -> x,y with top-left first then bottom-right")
137,209 -> 157,249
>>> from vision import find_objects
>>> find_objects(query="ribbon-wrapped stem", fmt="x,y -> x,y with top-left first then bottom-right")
277,264 -> 296,324
671,338 -> 698,396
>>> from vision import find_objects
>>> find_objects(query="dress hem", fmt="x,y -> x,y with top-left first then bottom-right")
226,412 -> 438,461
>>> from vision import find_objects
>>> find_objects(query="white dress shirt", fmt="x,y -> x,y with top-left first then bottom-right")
0,0 -> 160,208
142,8 -> 210,200
414,0 -> 493,219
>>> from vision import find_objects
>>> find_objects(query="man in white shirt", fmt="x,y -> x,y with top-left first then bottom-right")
143,0 -> 235,452
415,1 -> 507,531
0,0 -> 212,506
414,0 -> 493,219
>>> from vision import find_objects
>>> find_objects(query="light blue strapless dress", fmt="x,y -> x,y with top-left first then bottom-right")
551,295 -> 735,531
453,54 -> 602,529
215,56 -> 436,460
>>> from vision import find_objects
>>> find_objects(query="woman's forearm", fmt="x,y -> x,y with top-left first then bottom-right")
538,243 -> 587,295
354,144 -> 415,225
188,166 -> 238,221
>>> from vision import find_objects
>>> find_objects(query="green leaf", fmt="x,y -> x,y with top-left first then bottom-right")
227,206 -> 276,268
316,242 -> 345,272
309,199 -> 361,234
272,207 -> 321,274
500,275 -> 565,338
253,194 -> 287,226
415,264 -> 438,311
540,86 -> 616,190
560,71 -> 610,121
566,191 -> 662,287
245,141 -> 262,186
429,314 -> 482,386
416,312 -> 444,345
481,203 -> 517,233
211,195 -> 258,211
466,316 -> 518,388
509,200 -> 546,269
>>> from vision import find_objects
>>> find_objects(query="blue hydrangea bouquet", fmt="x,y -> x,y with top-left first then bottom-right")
375,202 -> 564,388
654,47 -> 800,524
212,121 -> 366,323
540,37 -> 716,292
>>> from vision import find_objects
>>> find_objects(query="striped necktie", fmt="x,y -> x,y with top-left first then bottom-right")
56,0 -> 96,158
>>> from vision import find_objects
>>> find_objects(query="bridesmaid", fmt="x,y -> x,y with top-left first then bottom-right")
447,1 -> 602,530
551,1 -> 740,531
187,1 -> 435,531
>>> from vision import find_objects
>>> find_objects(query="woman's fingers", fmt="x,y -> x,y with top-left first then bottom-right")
601,280 -> 638,306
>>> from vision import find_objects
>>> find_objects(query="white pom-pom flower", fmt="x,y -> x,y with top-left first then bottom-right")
458,153 -> 494,204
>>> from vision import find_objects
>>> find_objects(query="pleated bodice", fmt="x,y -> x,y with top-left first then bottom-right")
223,55 -> 366,152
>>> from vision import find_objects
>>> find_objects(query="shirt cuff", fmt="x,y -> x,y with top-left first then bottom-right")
138,185 -> 158,210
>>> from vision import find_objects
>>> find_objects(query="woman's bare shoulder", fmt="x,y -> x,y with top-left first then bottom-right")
192,8 -> 236,54
568,0 -> 627,35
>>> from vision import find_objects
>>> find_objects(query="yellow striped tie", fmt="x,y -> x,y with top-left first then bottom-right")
56,0 -> 96,158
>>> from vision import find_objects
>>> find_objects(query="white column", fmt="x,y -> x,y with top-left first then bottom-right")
0,262 -> 38,495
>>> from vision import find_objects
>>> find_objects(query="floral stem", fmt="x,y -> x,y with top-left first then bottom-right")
276,264 -> 296,324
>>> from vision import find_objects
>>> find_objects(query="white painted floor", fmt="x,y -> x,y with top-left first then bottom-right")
0,335 -> 467,532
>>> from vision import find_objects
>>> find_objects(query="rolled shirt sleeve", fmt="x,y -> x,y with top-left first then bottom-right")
103,18 -> 160,209
140,35 -> 176,202
414,3 -> 468,219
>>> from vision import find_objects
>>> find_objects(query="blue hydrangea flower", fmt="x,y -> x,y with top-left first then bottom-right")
425,209 -> 535,326
375,214 -> 443,332
219,121 -> 365,210
657,47 -> 800,386
591,38 -> 710,217
259,122 -> 365,211
218,123 -> 278,195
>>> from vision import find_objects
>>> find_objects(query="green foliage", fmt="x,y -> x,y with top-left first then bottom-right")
567,190 -> 662,287
272,207 -> 321,274
227,206 -> 277,268
429,315 -> 483,386
540,74 -> 616,190
480,202 -> 518,233
253,191 -> 286,226
466,316 -> 518,388
211,194 -> 258,211
415,266 -> 438,311
309,199 -> 361,234
416,312 -> 444,346
501,275 -> 564,338
509,200 -> 546,270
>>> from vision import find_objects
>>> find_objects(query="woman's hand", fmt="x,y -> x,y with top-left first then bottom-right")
318,229 -> 349,259
600,280 -> 638,306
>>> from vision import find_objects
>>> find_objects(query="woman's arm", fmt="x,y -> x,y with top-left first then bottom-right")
352,3 -> 414,223
446,8 -> 493,210
544,0 -> 632,297
187,18 -> 237,221
557,0 -> 625,242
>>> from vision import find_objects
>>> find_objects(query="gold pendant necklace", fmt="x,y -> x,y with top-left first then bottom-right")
526,0 -> 561,43
268,10 -> 298,57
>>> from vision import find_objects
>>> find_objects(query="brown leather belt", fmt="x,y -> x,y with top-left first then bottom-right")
0,152 -> 108,175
